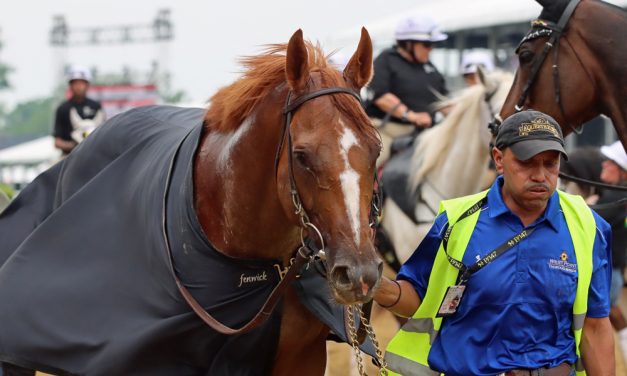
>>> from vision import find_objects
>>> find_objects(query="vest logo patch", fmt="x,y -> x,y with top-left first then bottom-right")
548,254 -> 577,273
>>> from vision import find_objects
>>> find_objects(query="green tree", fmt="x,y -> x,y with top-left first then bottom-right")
0,62 -> 11,90
0,97 -> 55,147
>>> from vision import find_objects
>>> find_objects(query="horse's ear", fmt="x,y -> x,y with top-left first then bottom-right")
535,0 -> 550,7
286,29 -> 310,93
343,27 -> 373,90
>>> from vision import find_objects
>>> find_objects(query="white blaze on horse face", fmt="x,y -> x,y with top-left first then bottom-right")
338,120 -> 361,247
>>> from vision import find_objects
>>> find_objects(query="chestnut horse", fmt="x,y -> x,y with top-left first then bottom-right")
0,29 -> 382,375
498,0 -> 627,146
194,28 -> 383,374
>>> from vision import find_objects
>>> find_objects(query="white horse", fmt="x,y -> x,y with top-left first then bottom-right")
381,70 -> 514,264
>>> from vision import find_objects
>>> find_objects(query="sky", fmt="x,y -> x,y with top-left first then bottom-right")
0,0 -> 420,107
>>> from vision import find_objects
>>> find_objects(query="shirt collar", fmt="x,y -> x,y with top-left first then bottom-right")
487,176 -> 561,231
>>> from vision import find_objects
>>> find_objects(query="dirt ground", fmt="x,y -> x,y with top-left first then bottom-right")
33,288 -> 627,376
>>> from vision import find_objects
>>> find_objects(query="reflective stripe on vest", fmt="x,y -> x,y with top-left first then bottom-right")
385,189 -> 596,376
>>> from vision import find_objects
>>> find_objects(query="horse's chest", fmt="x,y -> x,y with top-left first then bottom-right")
273,288 -> 329,375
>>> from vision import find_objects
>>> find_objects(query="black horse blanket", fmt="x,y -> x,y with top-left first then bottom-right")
0,106 -> 375,375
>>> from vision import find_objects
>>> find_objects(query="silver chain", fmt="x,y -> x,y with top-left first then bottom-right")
347,305 -> 388,375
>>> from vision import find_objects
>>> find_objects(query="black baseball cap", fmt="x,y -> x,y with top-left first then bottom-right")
495,110 -> 568,161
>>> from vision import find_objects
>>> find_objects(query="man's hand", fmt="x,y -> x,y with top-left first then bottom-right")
407,111 -> 432,128
373,277 -> 421,317
54,137 -> 78,154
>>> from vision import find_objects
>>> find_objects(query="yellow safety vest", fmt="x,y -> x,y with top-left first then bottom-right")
385,189 -> 596,376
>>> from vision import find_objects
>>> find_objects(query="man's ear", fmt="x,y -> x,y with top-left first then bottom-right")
492,147 -> 505,174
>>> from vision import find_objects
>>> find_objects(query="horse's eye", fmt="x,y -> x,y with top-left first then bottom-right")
519,50 -> 534,64
294,150 -> 309,168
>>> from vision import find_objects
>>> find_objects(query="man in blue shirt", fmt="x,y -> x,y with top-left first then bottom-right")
374,110 -> 614,375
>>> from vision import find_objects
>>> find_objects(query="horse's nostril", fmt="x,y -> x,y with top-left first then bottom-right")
330,265 -> 352,288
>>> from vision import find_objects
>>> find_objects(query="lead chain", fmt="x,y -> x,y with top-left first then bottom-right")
347,306 -> 366,375
358,306 -> 388,375
347,305 -> 389,376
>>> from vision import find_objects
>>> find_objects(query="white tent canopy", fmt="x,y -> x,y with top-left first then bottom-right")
326,0 -> 627,50
0,136 -> 60,166
0,136 -> 60,188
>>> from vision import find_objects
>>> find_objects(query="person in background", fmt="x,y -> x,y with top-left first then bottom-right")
460,50 -> 495,86
53,65 -> 105,155
594,141 -> 627,363
365,15 -> 448,166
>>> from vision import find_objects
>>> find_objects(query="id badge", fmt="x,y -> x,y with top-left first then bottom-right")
436,285 -> 466,317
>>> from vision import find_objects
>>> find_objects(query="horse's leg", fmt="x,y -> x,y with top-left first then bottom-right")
273,288 -> 328,376
1,363 -> 36,376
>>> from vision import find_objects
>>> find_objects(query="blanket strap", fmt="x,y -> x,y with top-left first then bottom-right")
174,245 -> 315,335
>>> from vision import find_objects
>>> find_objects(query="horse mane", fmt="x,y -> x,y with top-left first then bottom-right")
538,0 -> 570,22
409,85 -> 486,191
204,42 -> 378,146
539,0 -> 626,23
409,70 -> 512,192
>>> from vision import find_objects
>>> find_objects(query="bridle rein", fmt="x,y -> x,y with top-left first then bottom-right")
172,86 -> 381,336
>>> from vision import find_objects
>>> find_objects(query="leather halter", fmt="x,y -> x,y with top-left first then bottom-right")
173,86 -> 378,336
490,0 -> 582,136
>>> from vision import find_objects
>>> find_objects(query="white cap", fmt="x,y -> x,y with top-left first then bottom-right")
394,15 -> 448,43
461,50 -> 495,75
601,141 -> 627,170
66,65 -> 92,83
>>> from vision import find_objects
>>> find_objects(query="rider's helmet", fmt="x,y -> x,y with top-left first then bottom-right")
394,15 -> 448,43
600,141 -> 627,171
66,65 -> 92,84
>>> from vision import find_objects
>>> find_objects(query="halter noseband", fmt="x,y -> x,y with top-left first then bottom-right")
490,0 -> 582,136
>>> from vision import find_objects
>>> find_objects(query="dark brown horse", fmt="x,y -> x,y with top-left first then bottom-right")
499,0 -> 627,146
0,29 -> 382,375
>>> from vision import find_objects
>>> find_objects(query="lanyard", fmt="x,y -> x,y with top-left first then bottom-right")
442,197 -> 536,284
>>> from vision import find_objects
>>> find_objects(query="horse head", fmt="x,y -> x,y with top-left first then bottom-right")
278,28 -> 383,304
498,0 -> 601,136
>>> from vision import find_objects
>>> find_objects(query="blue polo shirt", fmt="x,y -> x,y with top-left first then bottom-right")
398,176 -> 611,376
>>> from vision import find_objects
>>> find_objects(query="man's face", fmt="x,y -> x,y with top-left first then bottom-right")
600,159 -> 626,184
463,73 -> 478,86
493,147 -> 560,211
412,41 -> 433,64
69,79 -> 89,98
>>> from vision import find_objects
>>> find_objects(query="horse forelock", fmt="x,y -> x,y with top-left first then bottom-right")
204,41 -> 379,152
537,0 -> 571,23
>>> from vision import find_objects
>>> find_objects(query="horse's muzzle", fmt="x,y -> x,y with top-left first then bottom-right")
329,257 -> 383,304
